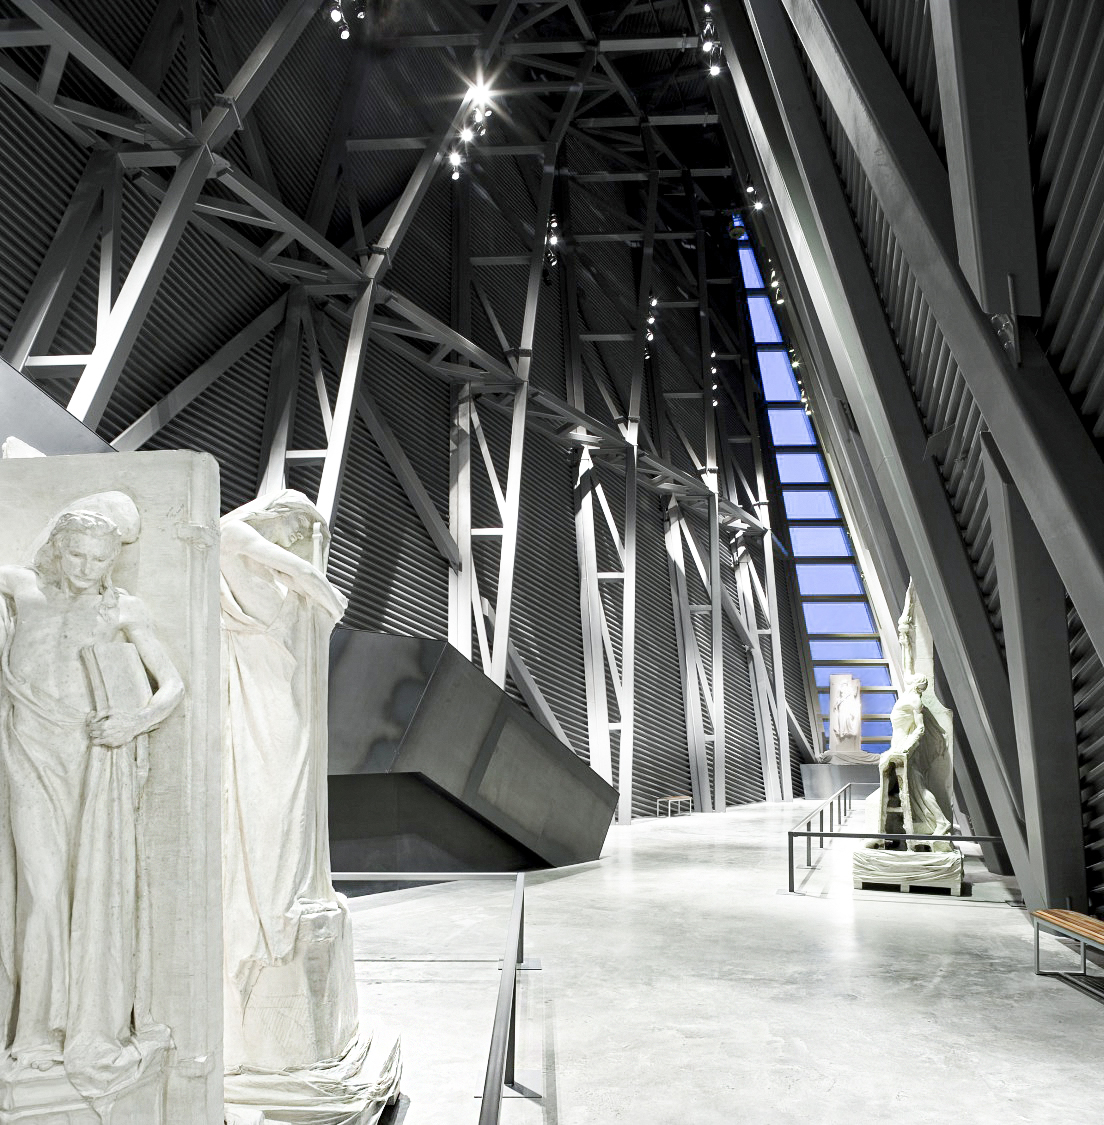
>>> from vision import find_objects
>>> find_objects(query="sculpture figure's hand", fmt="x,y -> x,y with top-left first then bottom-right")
89,709 -> 146,748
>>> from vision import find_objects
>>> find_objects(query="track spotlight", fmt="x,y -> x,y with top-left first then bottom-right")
460,126 -> 474,143
327,1 -> 343,22
753,199 -> 764,211
338,18 -> 350,39
448,150 -> 462,168
709,64 -> 720,77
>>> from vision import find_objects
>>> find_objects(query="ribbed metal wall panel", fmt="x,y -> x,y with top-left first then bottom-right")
630,488 -> 695,815
859,0 -> 944,158
805,65 -> 1002,643
1069,605 -> 1104,916
328,338 -> 451,640
1027,0 -> 1104,917
0,89 -> 86,345
0,0 -> 780,824
144,335 -> 273,514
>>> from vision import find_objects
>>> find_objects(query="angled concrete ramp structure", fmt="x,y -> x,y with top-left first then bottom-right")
327,631 -> 618,872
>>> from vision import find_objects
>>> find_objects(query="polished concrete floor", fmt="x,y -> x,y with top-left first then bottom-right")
347,802 -> 1102,1124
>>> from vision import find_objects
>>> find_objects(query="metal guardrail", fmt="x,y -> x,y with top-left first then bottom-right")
331,870 -> 538,1121
785,819 -> 1002,893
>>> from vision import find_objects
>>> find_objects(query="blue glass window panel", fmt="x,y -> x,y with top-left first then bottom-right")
758,351 -> 800,401
797,564 -> 863,596
859,744 -> 888,756
862,691 -> 896,715
739,246 -> 764,289
776,453 -> 828,484
863,719 -> 894,738
818,693 -> 829,715
747,296 -> 783,343
803,601 -> 875,634
782,490 -> 838,520
768,409 -> 816,446
809,639 -> 883,660
790,525 -> 850,556
813,664 -> 894,688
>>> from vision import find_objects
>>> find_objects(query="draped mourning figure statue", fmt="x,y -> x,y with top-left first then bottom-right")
854,579 -> 962,893
221,490 -> 400,1125
0,493 -> 183,1104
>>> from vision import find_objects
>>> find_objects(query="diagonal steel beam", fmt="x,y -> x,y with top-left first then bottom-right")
723,0 -> 1033,891
197,0 -> 319,151
13,0 -> 190,143
3,151 -> 113,368
68,145 -> 214,427
111,295 -> 287,451
782,0 -> 1104,690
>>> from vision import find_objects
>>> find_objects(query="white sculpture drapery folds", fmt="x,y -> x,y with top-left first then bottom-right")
220,490 -> 350,1038
854,580 -> 962,893
0,492 -> 183,1100
221,490 -> 400,1124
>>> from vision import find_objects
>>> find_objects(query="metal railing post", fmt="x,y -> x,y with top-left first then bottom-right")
788,831 -> 795,893
479,872 -> 527,1124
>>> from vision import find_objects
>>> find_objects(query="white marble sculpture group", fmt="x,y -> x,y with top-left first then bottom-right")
0,447 -> 398,1124
853,581 -> 963,894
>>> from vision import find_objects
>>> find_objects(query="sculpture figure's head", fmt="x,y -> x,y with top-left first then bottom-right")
905,672 -> 928,695
46,512 -> 122,594
223,489 -> 331,566
34,491 -> 140,600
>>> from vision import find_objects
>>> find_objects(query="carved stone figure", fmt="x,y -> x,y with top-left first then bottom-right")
826,674 -> 865,764
220,490 -> 400,1122
866,673 -> 953,851
0,493 -> 183,1101
854,580 -> 962,893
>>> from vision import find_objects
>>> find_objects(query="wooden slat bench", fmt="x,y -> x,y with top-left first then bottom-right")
1032,909 -> 1104,1002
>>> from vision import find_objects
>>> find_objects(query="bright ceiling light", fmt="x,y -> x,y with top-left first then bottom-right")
328,1 -> 343,22
701,39 -> 714,52
753,200 -> 764,210
448,151 -> 462,167
709,64 -> 720,76
470,80 -> 491,103
460,126 -> 474,143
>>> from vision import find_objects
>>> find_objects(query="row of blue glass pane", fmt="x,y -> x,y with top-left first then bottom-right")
783,491 -> 839,520
818,692 -> 897,717
803,601 -> 874,633
768,408 -> 816,446
748,296 -> 783,343
776,452 -> 827,484
790,525 -> 851,556
813,663 -> 894,688
809,639 -> 883,660
759,350 -> 800,400
796,563 -> 863,596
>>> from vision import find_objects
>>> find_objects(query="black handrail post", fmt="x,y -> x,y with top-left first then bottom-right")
806,822 -> 811,866
819,808 -> 824,848
479,872 -> 527,1124
788,831 -> 795,893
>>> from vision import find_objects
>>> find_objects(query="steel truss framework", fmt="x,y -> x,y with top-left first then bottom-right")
0,0 -> 815,819
713,0 -> 1102,913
